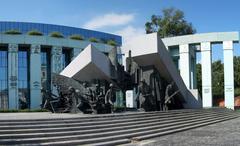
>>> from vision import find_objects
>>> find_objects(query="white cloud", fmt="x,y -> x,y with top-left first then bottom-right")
115,25 -> 145,45
83,13 -> 134,29
115,26 -> 145,68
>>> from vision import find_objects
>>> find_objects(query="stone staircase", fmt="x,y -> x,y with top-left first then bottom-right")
0,108 -> 239,146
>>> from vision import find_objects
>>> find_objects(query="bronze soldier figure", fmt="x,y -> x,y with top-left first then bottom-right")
136,80 -> 154,111
105,83 -> 116,113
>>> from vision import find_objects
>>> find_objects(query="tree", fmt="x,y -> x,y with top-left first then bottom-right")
196,63 -> 202,96
234,56 -> 240,96
145,8 -> 196,38
197,57 -> 240,99
196,60 -> 224,106
211,60 -> 224,102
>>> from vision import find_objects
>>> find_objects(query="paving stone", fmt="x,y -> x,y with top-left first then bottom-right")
132,117 -> 240,146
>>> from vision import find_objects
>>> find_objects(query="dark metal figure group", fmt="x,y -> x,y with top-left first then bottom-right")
135,80 -> 179,112
41,49 -> 183,114
41,82 -> 117,114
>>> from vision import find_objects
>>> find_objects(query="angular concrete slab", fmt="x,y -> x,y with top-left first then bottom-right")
123,33 -> 202,108
60,44 -> 112,82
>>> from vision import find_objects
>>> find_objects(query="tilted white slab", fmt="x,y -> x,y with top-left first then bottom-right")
60,44 -> 112,82
123,33 -> 202,108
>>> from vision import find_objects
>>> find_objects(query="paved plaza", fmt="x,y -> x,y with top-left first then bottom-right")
0,111 -> 143,120
128,117 -> 240,146
0,110 -> 239,145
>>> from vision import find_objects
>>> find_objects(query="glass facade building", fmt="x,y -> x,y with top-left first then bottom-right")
18,49 -> 30,109
0,21 -> 122,110
0,21 -> 122,45
0,48 -> 8,109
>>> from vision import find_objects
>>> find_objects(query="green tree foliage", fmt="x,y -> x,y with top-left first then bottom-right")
196,57 -> 240,101
211,61 -> 224,101
145,8 -> 196,37
196,61 -> 224,106
196,63 -> 202,96
234,56 -> 240,96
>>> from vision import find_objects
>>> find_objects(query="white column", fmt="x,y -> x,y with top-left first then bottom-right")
71,48 -> 81,61
179,44 -> 190,89
51,46 -> 62,73
8,44 -> 18,109
201,42 -> 212,108
223,41 -> 234,109
30,44 -> 41,109
191,56 -> 197,89
189,46 -> 196,89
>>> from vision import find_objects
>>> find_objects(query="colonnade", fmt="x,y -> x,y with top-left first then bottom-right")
7,44 -> 81,109
178,41 -> 234,109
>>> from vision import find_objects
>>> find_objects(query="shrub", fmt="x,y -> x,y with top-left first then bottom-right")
4,29 -> 22,35
89,37 -> 99,43
107,40 -> 117,46
50,32 -> 64,38
28,30 -> 43,36
69,34 -> 84,40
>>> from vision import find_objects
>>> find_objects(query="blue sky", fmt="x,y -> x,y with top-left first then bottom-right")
1,0 -> 240,61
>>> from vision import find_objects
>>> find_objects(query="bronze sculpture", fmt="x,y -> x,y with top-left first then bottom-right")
41,47 -> 183,114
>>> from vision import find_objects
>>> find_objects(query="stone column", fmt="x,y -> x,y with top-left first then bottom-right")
223,41 -> 234,109
30,44 -> 41,109
71,48 -> 81,61
190,46 -> 197,89
51,46 -> 62,73
51,46 -> 62,93
8,44 -> 18,109
179,44 -> 190,89
201,42 -> 212,108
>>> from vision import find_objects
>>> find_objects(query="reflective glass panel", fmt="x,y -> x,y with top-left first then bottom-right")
18,49 -> 30,109
41,48 -> 51,93
0,49 -> 8,109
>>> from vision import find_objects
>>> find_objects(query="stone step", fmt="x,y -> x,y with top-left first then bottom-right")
0,110 -> 232,132
93,116 -> 236,146
0,114 -> 237,145
38,115 -> 238,146
0,109 -> 238,145
133,115 -> 237,141
0,109 -> 217,125
0,112 -> 227,139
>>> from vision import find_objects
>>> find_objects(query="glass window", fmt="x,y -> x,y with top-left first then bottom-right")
0,22 -> 122,45
18,49 -> 30,109
0,49 -> 8,110
62,49 -> 72,68
41,48 -> 51,93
